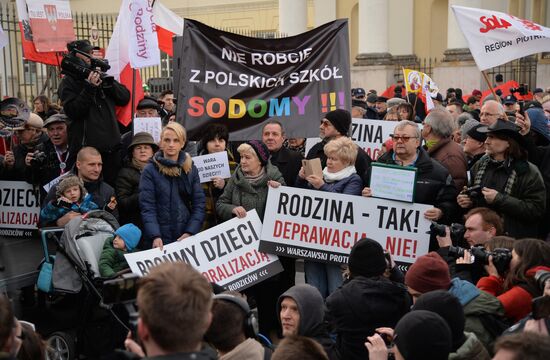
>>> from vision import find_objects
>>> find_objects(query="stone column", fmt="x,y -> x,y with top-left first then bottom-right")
279,0 -> 307,37
355,0 -> 392,65
389,0 -> 416,66
313,0 -> 336,27
443,0 -> 482,61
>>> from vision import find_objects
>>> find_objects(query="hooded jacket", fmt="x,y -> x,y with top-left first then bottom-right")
139,151 -> 206,246
325,276 -> 410,360
216,162 -> 285,221
449,332 -> 490,360
276,285 -> 337,360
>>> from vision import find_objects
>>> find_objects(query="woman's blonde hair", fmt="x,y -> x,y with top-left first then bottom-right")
237,143 -> 259,161
161,122 -> 192,173
323,137 -> 357,166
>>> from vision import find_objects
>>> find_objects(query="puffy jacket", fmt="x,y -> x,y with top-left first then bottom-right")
326,276 -> 410,360
470,156 -> 546,238
449,332 -> 490,360
139,151 -> 206,246
98,236 -> 132,277
216,162 -> 285,221
426,137 -> 468,191
115,160 -> 143,228
40,193 -> 98,224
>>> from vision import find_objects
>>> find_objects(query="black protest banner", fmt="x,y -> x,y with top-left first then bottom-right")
259,186 -> 432,265
125,210 -> 283,291
0,181 -> 40,238
174,19 -> 351,141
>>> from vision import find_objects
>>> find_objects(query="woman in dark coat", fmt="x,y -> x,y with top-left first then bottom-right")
115,132 -> 158,246
139,123 -> 206,249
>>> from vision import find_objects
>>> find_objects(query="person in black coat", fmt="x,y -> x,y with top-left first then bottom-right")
306,109 -> 372,186
326,238 -> 410,360
262,120 -> 303,187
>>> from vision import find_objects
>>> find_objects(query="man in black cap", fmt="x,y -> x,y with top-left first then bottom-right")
326,238 -> 409,360
375,96 -> 388,119
306,109 -> 372,186
533,87 -> 545,104
120,96 -> 161,153
351,87 -> 367,103
365,93 -> 379,119
58,39 -> 130,186
503,95 -> 517,114
463,124 -> 487,170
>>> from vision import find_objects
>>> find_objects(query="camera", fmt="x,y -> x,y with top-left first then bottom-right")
448,246 -> 512,275
61,49 -> 114,85
30,151 -> 47,166
461,185 -> 483,200
428,222 -> 465,241
535,270 -> 550,291
510,84 -> 529,96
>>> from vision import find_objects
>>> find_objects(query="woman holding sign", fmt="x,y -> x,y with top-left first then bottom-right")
297,136 -> 363,298
139,123 -> 206,249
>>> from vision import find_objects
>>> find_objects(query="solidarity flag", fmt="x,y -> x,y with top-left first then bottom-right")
106,0 -> 162,126
15,0 -> 64,65
153,1 -> 184,56
452,5 -> 550,71
403,68 -> 439,111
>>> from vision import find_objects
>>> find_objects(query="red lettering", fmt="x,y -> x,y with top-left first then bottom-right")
245,252 -> 256,267
283,221 -> 291,239
207,269 -> 219,283
273,220 -> 282,237
403,238 -> 412,257
300,224 -> 309,242
479,15 -> 512,33
206,98 -> 226,118
291,223 -> 301,239
342,230 -> 351,249
319,227 -> 332,245
187,96 -> 204,116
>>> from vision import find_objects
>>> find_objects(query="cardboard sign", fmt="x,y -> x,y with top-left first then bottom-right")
259,186 -> 431,265
0,181 -> 40,237
369,163 -> 417,202
125,210 -> 283,291
302,158 -> 322,178
133,117 -> 162,143
193,151 -> 231,183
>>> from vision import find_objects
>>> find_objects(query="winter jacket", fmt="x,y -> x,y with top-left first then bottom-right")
219,338 -> 266,360
40,193 -> 98,224
139,151 -> 206,246
426,137 -> 468,191
306,138 -> 372,186
115,160 -> 143,228
449,332 -> 490,360
469,156 -> 546,238
26,139 -> 70,190
449,277 -> 507,351
326,276 -> 410,360
58,74 -> 129,155
216,162 -> 285,222
270,146 -> 303,187
296,170 -> 362,195
377,148 -> 458,224
98,236 -> 132,277
277,285 -> 338,360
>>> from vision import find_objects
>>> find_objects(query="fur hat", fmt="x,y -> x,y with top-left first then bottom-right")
246,140 -> 270,166
405,252 -> 451,293
325,109 -> 352,136
115,224 -> 142,251
56,175 -> 86,201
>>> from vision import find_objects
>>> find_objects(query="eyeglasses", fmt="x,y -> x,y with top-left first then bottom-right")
390,134 -> 418,142
320,120 -> 333,127
480,112 -> 500,117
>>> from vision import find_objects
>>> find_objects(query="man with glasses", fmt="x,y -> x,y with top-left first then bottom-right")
479,100 -> 506,126
0,295 -> 22,359
363,120 -> 458,231
306,109 -> 372,186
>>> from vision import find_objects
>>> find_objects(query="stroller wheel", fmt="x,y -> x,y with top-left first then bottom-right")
46,331 -> 75,360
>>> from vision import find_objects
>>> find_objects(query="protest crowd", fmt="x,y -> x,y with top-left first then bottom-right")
2,13 -> 550,360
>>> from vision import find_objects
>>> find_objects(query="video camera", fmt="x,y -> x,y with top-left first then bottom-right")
428,222 -> 466,243
102,275 -> 140,340
61,48 -> 114,85
448,245 -> 512,276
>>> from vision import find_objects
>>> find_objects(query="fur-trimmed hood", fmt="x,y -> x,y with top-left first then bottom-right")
152,150 -> 192,177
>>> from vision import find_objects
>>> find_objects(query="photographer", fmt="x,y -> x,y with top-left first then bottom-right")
10,113 -> 46,181
58,39 -> 130,186
477,238 -> 550,323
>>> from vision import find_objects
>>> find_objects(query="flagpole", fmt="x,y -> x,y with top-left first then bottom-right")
481,70 -> 501,103
131,68 -> 136,132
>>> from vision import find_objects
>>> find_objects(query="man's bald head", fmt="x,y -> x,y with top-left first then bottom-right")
76,146 -> 101,162
76,147 -> 102,182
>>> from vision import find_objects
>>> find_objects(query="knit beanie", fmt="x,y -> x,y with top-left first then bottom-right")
56,175 -> 87,200
246,140 -> 270,166
526,107 -> 550,143
412,290 -> 466,352
466,123 -> 488,143
348,238 -> 387,278
115,224 -> 142,251
460,118 -> 480,140
394,310 -> 452,360
405,252 -> 451,293
325,109 -> 351,136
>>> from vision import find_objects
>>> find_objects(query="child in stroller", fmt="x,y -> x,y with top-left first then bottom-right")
99,223 -> 141,277
40,176 -> 98,224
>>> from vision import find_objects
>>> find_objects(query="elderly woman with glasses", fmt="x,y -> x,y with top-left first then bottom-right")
363,120 -> 458,226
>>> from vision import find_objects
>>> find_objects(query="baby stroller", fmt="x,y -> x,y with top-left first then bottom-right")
38,210 -> 130,360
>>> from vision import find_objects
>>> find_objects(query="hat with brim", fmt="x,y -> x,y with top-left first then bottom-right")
128,132 -> 159,154
43,113 -> 68,128
477,118 -> 526,148
13,113 -> 43,130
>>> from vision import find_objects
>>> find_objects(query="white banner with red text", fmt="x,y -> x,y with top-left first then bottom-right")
124,210 -> 283,291
452,5 -> 550,71
0,181 -> 40,237
259,186 -> 432,265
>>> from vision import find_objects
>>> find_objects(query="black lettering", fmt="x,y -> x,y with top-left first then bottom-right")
200,240 -> 216,261
301,196 -> 312,217
278,193 -> 289,214
400,209 -> 413,232
246,220 -> 259,242
312,197 -> 323,220
377,205 -> 388,228
136,261 -> 148,275
227,228 -> 242,251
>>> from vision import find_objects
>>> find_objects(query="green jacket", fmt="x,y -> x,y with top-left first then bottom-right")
216,162 -> 285,222
463,290 -> 506,353
449,332 -> 490,360
99,236 -> 132,277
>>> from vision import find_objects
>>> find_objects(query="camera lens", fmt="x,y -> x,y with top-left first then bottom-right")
535,270 -> 550,291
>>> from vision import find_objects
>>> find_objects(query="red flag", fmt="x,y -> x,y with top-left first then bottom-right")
115,64 -> 144,126
16,0 -> 64,66
154,2 -> 184,56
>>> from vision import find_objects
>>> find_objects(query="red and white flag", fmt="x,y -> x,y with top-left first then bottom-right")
153,1 -> 184,56
15,0 -> 63,65
26,0 -> 75,52
452,5 -> 550,71
107,0 -> 162,126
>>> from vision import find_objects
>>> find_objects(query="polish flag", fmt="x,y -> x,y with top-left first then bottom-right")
154,2 -> 184,56
107,0 -> 161,126
15,0 -> 63,66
